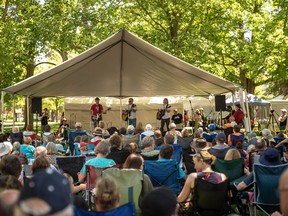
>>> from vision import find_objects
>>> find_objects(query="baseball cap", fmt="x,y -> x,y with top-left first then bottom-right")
19,168 -> 72,215
216,132 -> 226,143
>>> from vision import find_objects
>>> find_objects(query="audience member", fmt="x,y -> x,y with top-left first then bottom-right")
140,136 -> 159,160
228,125 -> 244,147
126,125 -> 135,135
0,155 -> 22,179
0,138 -> 13,160
134,122 -> 144,135
237,147 -> 282,191
106,134 -> 130,165
140,124 -> 154,142
178,151 -> 226,202
31,157 -> 50,175
141,187 -> 178,216
94,177 -> 120,212
9,126 -> 23,144
20,136 -> 35,164
46,142 -> 60,166
0,175 -> 22,192
0,189 -> 20,216
16,168 -> 73,216
34,146 -> 59,172
166,123 -> 182,143
154,129 -> 164,147
123,154 -> 153,204
271,169 -> 288,216
12,141 -> 28,165
89,129 -> 103,147
63,173 -> 88,210
208,132 -> 229,159
78,140 -> 116,183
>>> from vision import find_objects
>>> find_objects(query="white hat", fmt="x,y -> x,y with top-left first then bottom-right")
0,142 -> 12,157
281,108 -> 287,113
145,124 -> 152,131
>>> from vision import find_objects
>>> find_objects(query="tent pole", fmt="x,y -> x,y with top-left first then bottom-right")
1,91 -> 6,133
244,89 -> 251,132
12,94 -> 15,127
26,96 -> 30,127
120,98 -> 123,128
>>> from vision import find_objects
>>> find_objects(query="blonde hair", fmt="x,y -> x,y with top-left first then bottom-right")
224,149 -> 241,160
95,177 -> 119,211
193,151 -> 215,165
12,126 -> 20,133
23,137 -> 32,145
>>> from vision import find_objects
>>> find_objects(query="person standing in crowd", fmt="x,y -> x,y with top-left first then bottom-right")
159,98 -> 171,134
171,109 -> 183,131
40,108 -> 49,133
233,104 -> 244,125
90,97 -> 103,128
193,109 -> 203,131
183,109 -> 189,127
279,108 -> 287,131
124,98 -> 137,128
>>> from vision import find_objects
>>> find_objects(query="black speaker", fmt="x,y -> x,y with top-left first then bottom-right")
31,97 -> 42,114
215,95 -> 226,111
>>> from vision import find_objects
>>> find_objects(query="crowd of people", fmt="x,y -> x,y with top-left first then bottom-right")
0,99 -> 287,216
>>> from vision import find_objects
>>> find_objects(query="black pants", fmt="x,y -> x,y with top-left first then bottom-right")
161,118 -> 170,134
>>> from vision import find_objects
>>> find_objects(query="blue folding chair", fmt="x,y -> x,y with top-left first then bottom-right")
156,144 -> 182,164
74,202 -> 136,216
143,160 -> 181,195
253,163 -> 288,215
230,133 -> 245,147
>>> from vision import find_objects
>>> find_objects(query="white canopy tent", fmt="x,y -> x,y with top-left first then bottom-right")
2,29 -> 241,131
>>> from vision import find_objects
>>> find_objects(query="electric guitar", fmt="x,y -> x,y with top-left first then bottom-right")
91,107 -> 111,122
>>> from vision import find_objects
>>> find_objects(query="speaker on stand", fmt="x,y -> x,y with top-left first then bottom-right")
31,97 -> 42,134
215,95 -> 226,128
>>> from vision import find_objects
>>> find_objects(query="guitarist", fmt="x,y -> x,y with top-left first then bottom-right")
124,98 -> 137,128
90,97 -> 103,128
159,98 -> 171,134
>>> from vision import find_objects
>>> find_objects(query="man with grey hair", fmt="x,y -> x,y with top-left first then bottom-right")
140,136 -> 159,160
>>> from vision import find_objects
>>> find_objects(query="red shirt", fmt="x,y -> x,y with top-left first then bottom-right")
90,103 -> 103,116
233,109 -> 244,124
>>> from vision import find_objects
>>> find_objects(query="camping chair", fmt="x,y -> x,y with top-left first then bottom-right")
68,130 -> 87,155
143,160 -> 181,195
202,133 -> 217,142
177,136 -> 194,151
22,164 -> 33,183
73,202 -> 136,216
252,163 -> 288,215
85,165 -> 114,211
214,158 -> 246,187
102,168 -> 143,213
56,156 -> 85,183
182,151 -> 196,174
192,178 -> 230,216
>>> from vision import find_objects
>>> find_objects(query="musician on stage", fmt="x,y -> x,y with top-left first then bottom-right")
171,109 -> 183,130
40,108 -> 49,133
233,104 -> 244,125
90,97 -> 103,128
124,98 -> 137,128
159,98 -> 171,134
279,108 -> 287,131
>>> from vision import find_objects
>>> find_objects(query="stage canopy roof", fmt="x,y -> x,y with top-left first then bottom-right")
3,29 -> 240,98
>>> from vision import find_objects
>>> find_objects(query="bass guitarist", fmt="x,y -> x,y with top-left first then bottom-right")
123,98 -> 137,128
90,97 -> 103,128
159,98 -> 171,134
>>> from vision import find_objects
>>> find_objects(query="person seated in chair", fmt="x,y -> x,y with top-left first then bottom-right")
178,151 -> 227,202
154,129 -> 164,147
78,140 -> 116,183
228,125 -> 244,147
156,144 -> 185,181
94,177 -> 120,212
140,136 -> 159,160
237,147 -> 282,191
106,134 -> 131,167
208,132 -> 230,160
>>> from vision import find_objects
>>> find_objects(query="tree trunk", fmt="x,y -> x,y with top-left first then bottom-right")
23,63 -> 35,130
239,68 -> 256,94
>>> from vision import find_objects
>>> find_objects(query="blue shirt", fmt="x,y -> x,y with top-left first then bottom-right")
20,145 -> 35,160
80,157 -> 116,174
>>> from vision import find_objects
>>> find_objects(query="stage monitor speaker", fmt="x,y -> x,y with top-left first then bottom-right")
31,97 -> 42,114
215,95 -> 226,111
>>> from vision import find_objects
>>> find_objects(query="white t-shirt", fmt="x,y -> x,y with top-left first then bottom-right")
126,104 -> 137,119
161,104 -> 171,119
